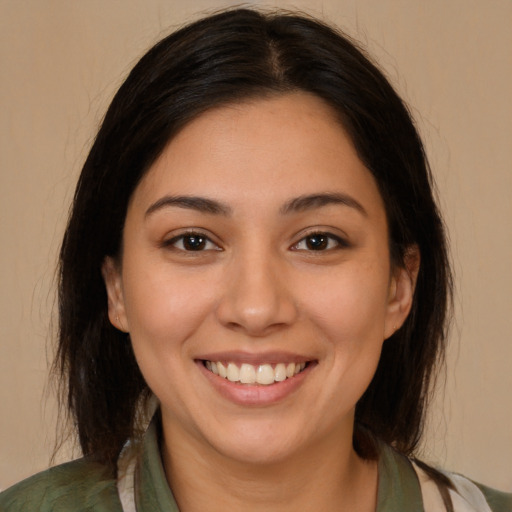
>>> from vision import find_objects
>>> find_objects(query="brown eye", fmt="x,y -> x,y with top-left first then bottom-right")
292,232 -> 347,251
182,234 -> 207,251
305,234 -> 329,250
166,232 -> 219,252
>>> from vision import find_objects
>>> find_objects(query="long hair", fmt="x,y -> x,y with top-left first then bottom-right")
56,8 -> 452,471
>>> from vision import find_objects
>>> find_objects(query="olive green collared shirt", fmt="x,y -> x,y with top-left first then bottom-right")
1,421 -> 510,511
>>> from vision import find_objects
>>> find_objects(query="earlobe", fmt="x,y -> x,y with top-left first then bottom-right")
385,245 -> 420,339
101,256 -> 129,332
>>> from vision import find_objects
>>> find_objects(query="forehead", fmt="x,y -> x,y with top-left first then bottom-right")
130,92 -> 385,218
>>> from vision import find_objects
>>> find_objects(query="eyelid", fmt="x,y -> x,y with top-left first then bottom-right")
162,229 -> 222,251
290,229 -> 350,251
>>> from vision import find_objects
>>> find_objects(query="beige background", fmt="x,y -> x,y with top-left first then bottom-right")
1,0 -> 511,492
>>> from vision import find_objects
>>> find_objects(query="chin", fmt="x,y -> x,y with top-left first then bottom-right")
203,419 -> 313,467
215,439 -> 296,467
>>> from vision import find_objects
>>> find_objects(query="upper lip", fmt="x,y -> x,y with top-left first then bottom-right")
196,351 -> 313,365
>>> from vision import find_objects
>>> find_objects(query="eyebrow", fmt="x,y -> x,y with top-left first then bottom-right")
145,195 -> 232,217
145,192 -> 367,218
280,193 -> 367,216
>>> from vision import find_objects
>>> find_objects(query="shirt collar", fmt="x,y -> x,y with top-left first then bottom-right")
135,416 -> 424,511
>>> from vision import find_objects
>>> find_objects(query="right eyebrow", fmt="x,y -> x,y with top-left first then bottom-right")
145,195 -> 232,218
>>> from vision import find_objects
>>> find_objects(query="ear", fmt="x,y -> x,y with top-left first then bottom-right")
384,245 -> 420,339
101,256 -> 129,332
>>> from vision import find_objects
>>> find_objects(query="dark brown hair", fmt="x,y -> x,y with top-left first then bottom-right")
56,8 -> 452,473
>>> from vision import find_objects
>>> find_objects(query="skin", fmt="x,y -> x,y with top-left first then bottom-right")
103,92 -> 418,511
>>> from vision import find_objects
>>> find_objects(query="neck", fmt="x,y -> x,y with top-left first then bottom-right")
161,422 -> 378,512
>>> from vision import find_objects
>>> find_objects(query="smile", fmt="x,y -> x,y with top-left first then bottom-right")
204,361 -> 308,385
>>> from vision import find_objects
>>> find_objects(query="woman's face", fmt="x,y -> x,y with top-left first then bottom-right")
104,92 -> 416,465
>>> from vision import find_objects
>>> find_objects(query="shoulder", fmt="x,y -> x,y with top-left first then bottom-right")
0,458 -> 123,512
465,479 -> 512,512
378,443 -> 511,512
412,459 -> 512,512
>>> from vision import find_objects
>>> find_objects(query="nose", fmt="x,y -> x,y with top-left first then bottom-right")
215,250 -> 298,336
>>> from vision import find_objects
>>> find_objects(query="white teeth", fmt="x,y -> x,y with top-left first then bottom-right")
239,363 -> 256,384
217,361 -> 227,378
205,360 -> 308,385
274,363 -> 287,382
227,363 -> 240,382
256,364 -> 275,385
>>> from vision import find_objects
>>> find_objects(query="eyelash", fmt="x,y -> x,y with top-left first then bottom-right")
163,231 -> 220,252
163,230 -> 348,253
291,232 -> 349,252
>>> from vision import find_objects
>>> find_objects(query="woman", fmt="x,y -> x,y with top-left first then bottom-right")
0,8 -> 509,512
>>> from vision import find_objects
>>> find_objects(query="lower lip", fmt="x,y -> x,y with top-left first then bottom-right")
197,361 -> 314,406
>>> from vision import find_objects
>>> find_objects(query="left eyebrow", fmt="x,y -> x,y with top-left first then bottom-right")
280,193 -> 368,216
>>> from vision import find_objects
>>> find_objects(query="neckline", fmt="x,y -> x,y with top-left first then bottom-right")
133,418 -> 424,512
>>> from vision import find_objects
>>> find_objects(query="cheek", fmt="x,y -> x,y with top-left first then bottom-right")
298,261 -> 391,340
302,268 -> 390,411
297,261 -> 390,403
121,265 -> 220,412
121,259 -> 217,352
